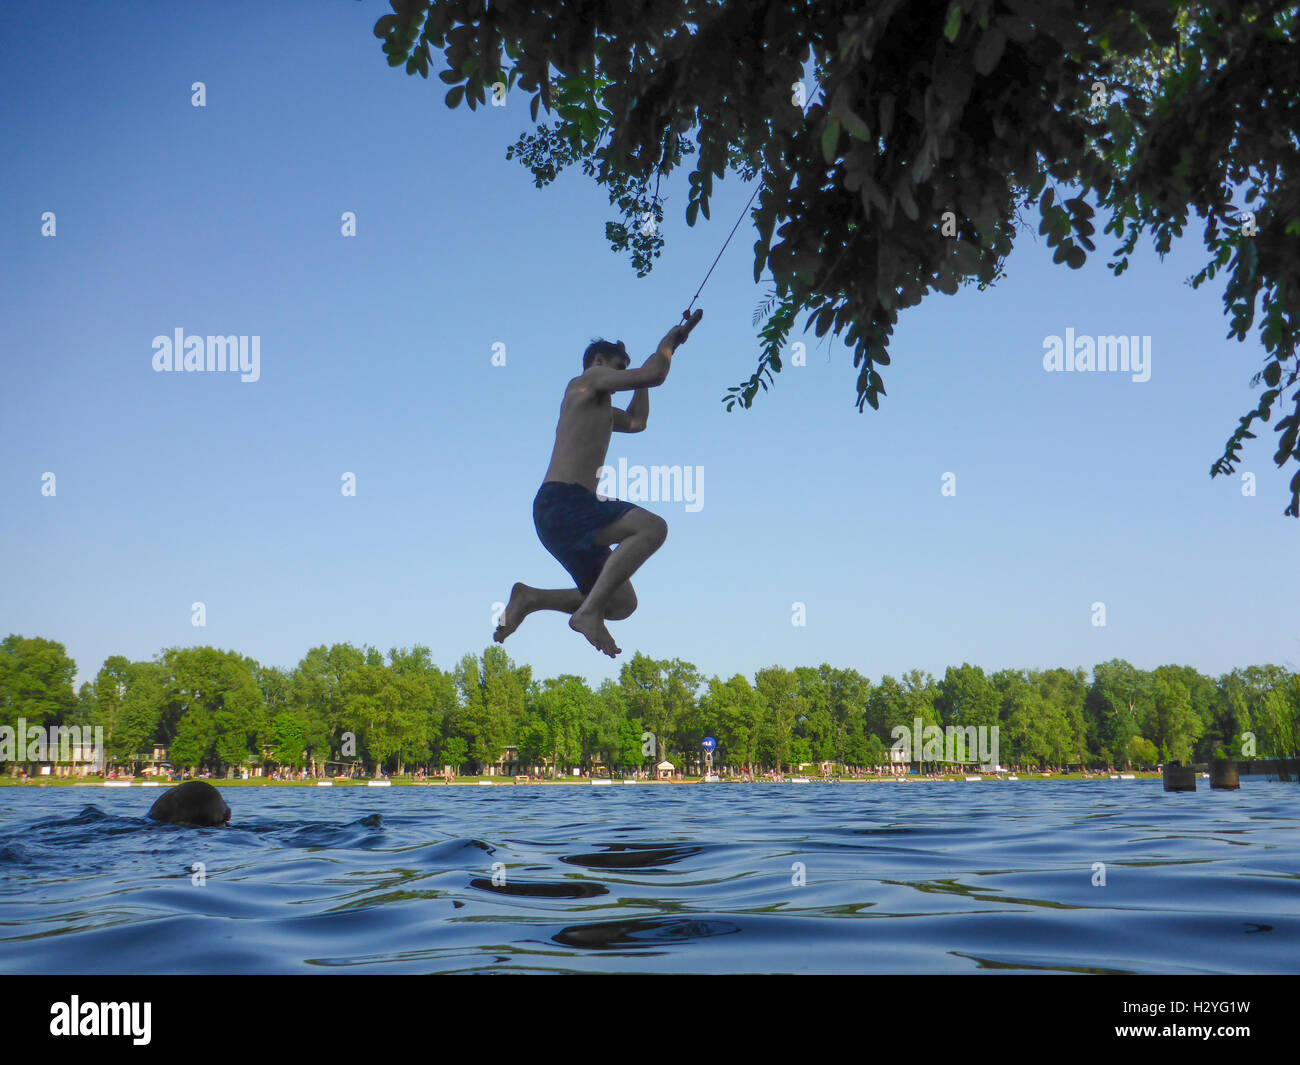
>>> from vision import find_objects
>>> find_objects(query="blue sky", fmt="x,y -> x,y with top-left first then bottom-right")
2,1 -> 1296,692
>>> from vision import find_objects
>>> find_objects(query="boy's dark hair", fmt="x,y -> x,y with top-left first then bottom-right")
583,338 -> 628,371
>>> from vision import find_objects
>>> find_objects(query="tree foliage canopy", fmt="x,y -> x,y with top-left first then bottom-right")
373,0 -> 1300,514
4,635 -> 1298,772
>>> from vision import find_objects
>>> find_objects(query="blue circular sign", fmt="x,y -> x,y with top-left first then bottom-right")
702,737 -> 716,751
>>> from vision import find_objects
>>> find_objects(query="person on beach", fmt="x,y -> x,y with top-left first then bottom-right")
494,310 -> 704,657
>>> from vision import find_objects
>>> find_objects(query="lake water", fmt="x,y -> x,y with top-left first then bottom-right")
1,780 -> 1297,974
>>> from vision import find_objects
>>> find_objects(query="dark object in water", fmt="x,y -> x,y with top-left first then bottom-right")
148,781 -> 231,826
1209,758 -> 1240,790
1163,764 -> 1196,792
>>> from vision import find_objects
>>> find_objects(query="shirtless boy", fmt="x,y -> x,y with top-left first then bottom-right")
493,309 -> 704,657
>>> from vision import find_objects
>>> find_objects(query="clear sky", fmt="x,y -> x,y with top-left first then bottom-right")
2,1 -> 1296,692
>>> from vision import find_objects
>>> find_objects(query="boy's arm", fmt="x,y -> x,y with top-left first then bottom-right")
651,308 -> 705,376
619,386 -> 649,432
587,351 -> 669,394
588,310 -> 704,396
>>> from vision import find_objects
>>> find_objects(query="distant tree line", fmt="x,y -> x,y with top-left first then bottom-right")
1,634 -> 1297,775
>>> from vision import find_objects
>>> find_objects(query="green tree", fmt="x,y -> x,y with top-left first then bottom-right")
1089,659 -> 1155,766
1152,665 -> 1204,762
755,666 -> 805,773
441,735 -> 468,775
793,665 -> 837,762
867,672 -> 940,754
1253,688 -> 1296,756
338,664 -> 391,772
699,674 -> 763,771
386,645 -> 449,772
1210,669 -> 1255,758
1225,665 -> 1299,757
107,660 -> 168,769
1035,667 -> 1090,763
452,651 -> 491,771
0,635 -> 77,738
823,666 -> 872,765
533,674 -> 596,772
294,643 -> 367,770
1130,736 -> 1159,767
74,681 -> 95,728
161,647 -> 266,773
861,733 -> 888,767
618,653 -> 700,767
89,655 -> 132,754
270,711 -> 308,769
937,664 -> 1000,729
585,679 -> 631,775
997,670 -> 1077,768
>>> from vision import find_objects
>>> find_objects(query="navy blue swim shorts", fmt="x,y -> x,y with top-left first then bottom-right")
533,480 -> 638,595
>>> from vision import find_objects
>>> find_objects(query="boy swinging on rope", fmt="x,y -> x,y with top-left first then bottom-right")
494,309 -> 704,658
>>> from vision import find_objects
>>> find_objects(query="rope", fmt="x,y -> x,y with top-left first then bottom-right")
679,80 -> 822,323
681,179 -> 763,322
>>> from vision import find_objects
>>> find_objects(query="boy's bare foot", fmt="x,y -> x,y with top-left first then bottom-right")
569,608 -> 621,657
494,582 -> 533,643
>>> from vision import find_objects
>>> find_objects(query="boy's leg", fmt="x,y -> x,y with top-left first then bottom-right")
493,580 -> 638,643
493,585 -> 583,643
569,507 -> 667,657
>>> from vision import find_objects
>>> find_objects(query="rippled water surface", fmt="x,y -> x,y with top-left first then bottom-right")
1,781 -> 1297,973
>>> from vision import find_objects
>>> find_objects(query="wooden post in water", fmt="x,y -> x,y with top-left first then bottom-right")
1209,758 -> 1240,790
1163,764 -> 1196,792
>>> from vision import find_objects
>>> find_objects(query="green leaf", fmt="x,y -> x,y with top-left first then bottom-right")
445,85 -> 465,108
840,108 -> 871,140
821,119 -> 841,163
944,6 -> 963,43
897,182 -> 919,221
